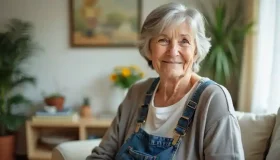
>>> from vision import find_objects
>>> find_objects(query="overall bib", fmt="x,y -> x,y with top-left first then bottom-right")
116,78 -> 214,160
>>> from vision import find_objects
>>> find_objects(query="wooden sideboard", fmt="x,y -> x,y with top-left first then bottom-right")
26,118 -> 112,160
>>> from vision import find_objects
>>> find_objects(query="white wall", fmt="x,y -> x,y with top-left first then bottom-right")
1,0 -> 185,115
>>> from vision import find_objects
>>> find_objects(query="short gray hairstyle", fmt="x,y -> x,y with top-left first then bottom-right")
138,2 -> 211,72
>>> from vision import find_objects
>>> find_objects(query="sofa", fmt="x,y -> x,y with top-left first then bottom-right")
52,108 -> 280,160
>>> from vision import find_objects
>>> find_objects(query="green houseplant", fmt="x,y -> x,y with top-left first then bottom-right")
198,0 -> 254,85
0,19 -> 37,159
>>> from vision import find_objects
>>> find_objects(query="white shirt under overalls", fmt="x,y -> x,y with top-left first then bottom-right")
143,81 -> 198,138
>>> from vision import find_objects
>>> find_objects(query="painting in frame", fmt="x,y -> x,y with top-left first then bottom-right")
69,0 -> 142,47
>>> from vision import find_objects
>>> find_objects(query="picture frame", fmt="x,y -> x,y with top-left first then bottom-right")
69,0 -> 142,47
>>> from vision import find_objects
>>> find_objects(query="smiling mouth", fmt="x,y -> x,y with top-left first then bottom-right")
162,61 -> 183,64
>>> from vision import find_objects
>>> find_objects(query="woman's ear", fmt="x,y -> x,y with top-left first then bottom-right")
147,40 -> 153,60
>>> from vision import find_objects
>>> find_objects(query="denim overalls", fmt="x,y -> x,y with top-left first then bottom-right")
116,78 -> 214,160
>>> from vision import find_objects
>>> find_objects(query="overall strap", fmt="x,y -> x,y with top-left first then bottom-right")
135,77 -> 160,132
172,79 -> 215,145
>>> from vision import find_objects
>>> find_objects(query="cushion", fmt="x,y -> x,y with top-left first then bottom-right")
52,139 -> 101,160
235,111 -> 276,160
266,107 -> 280,160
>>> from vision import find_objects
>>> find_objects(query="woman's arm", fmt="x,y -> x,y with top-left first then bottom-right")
204,114 -> 244,160
203,85 -> 245,160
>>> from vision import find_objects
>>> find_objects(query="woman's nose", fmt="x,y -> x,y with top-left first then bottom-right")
168,42 -> 179,56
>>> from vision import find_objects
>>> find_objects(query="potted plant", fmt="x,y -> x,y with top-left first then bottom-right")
196,0 -> 254,107
80,97 -> 92,118
198,0 -> 254,85
107,65 -> 144,114
44,93 -> 65,111
0,19 -> 37,160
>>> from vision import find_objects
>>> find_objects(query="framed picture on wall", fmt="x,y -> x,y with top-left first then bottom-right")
69,0 -> 142,47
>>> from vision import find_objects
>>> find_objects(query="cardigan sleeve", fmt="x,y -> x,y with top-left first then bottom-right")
204,114 -> 245,160
203,85 -> 245,160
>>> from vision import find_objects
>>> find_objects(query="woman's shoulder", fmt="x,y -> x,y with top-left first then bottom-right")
194,79 -> 237,131
202,79 -> 231,98
122,77 -> 156,107
117,78 -> 156,120
130,77 -> 157,93
198,78 -> 236,117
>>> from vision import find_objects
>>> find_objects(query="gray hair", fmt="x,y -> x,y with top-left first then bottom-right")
138,2 -> 211,72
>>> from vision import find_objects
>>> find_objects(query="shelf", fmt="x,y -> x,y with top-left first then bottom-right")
29,118 -> 112,127
26,117 -> 112,160
82,118 -> 112,127
29,121 -> 80,127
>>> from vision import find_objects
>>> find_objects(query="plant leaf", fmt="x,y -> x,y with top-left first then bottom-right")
226,40 -> 238,64
7,94 -> 31,115
0,115 -> 26,133
12,76 -> 36,88
0,18 -> 37,117
221,52 -> 231,83
215,47 -> 223,83
197,0 -> 254,86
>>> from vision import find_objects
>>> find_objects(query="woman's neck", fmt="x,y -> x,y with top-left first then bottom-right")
155,73 -> 200,107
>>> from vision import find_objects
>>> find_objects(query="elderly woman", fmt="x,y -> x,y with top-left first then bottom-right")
87,2 -> 244,160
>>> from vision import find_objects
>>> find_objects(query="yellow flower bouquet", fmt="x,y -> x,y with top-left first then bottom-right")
110,65 -> 144,89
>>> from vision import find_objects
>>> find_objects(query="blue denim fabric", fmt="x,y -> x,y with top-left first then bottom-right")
116,128 -> 180,160
115,78 -> 214,160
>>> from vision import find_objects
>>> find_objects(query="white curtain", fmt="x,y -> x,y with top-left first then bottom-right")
249,0 -> 280,113
238,0 -> 259,112
266,0 -> 280,113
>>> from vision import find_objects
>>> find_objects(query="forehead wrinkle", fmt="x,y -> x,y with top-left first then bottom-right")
160,23 -> 194,39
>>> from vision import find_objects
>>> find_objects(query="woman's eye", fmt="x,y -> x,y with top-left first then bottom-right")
158,38 -> 169,44
181,38 -> 189,44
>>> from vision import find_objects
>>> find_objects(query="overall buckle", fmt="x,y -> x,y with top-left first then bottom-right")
172,131 -> 185,145
135,122 -> 142,132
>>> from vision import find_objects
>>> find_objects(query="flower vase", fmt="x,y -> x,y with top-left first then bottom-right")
108,87 -> 128,115
123,88 -> 128,97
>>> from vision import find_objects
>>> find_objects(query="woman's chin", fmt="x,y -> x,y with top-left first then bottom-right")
159,70 -> 184,79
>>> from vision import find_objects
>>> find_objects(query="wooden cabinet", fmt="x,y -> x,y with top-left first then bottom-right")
26,118 -> 112,160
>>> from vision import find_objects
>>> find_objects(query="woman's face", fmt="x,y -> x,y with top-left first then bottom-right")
149,22 -> 197,79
